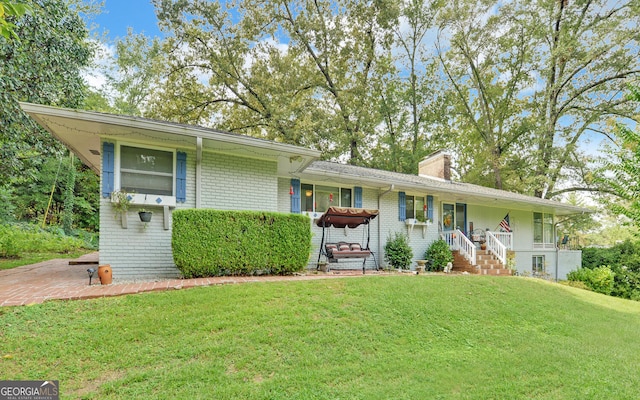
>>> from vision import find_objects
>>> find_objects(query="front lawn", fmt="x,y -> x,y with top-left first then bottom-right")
1,276 -> 639,399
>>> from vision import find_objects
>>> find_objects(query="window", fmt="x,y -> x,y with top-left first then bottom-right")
301,184 -> 352,213
532,255 -> 545,275
406,195 -> 427,222
533,212 -> 554,248
120,145 -> 174,196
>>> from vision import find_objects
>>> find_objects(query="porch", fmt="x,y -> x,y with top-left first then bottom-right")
441,230 -> 513,275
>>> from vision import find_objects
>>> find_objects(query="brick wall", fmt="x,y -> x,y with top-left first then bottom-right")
99,147 -> 279,281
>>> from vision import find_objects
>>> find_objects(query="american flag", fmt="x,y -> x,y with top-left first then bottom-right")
499,214 -> 511,232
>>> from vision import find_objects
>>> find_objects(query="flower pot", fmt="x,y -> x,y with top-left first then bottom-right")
98,264 -> 112,285
138,211 -> 153,223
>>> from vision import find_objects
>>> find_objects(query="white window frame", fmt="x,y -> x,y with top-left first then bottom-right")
300,183 -> 352,215
406,195 -> 428,223
113,142 -> 177,207
532,255 -> 545,275
533,212 -> 554,249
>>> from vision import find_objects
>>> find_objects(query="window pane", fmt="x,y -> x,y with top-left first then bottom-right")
121,146 -> 173,174
122,173 -> 173,196
302,184 -> 314,212
543,214 -> 554,244
316,185 -> 339,213
341,188 -> 352,208
443,203 -> 455,230
405,195 -> 415,220
416,197 -> 426,222
533,212 -> 543,243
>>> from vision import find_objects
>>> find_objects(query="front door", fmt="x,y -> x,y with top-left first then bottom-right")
456,203 -> 467,236
442,202 -> 467,234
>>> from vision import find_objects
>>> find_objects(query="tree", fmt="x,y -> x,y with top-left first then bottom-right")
150,0 -> 397,163
0,0 -> 31,39
600,86 -> 640,231
436,0 -> 536,190
434,0 -> 640,197
369,0 -> 445,173
0,0 -> 93,186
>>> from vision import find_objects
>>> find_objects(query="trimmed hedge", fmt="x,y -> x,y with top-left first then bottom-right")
172,209 -> 312,277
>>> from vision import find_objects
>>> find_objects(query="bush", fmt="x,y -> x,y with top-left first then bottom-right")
0,223 -> 88,258
172,209 -> 312,277
424,239 -> 453,272
567,266 -> 615,295
384,232 -> 413,270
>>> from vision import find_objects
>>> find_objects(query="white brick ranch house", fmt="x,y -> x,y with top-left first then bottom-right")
22,103 -> 590,281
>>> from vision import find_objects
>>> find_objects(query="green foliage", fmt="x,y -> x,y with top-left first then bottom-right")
581,240 -> 640,300
424,239 -> 453,272
384,232 -> 413,269
172,209 -> 311,277
600,85 -> 640,229
0,223 -> 88,259
567,266 -> 615,296
0,0 -> 31,39
582,240 -> 640,272
110,189 -> 131,220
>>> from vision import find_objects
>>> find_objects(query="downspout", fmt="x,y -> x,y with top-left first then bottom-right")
196,137 -> 202,208
377,184 -> 395,268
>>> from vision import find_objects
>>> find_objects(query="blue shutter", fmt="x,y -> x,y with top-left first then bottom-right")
398,191 -> 406,221
176,152 -> 187,203
291,179 -> 301,214
354,186 -> 362,208
427,195 -> 434,222
102,142 -> 114,198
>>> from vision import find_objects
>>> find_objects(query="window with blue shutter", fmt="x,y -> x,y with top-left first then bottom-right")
102,142 -> 114,198
176,152 -> 187,202
291,179 -> 301,214
398,191 -> 406,221
354,187 -> 362,208
427,195 -> 434,221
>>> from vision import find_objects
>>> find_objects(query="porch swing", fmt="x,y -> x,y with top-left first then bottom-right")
316,206 -> 379,274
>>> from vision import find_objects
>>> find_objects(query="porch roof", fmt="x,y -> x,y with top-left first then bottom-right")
20,103 -> 320,176
301,161 -> 591,216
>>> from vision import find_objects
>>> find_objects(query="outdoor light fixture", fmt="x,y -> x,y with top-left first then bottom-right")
87,268 -> 96,285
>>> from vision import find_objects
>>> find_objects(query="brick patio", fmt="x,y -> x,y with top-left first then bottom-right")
0,253 -> 384,307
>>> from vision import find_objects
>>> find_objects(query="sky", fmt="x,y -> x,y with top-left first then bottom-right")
92,0 -> 163,39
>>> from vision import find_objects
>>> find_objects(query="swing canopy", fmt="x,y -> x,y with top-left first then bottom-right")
315,207 -> 379,228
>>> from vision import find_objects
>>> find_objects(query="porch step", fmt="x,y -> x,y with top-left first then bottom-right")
452,250 -> 512,276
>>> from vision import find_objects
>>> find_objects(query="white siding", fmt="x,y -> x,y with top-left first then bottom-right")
201,152 -> 278,211
99,148 -> 280,281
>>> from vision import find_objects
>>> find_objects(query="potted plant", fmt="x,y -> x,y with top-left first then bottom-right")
138,209 -> 153,223
111,189 -> 131,228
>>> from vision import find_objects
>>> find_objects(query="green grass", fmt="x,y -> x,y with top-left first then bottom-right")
0,250 -> 94,270
2,276 -> 640,399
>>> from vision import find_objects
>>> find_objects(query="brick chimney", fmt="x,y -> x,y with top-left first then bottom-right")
418,151 -> 451,181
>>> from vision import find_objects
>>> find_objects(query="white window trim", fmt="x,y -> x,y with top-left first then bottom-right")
113,141 -> 177,207
300,183 -> 353,215
533,212 -> 554,247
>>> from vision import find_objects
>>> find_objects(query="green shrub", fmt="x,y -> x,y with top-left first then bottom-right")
0,223 -> 87,258
384,232 -> 413,270
172,209 -> 312,277
567,266 -> 615,295
424,239 -> 453,272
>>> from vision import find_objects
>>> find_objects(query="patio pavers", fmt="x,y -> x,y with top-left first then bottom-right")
0,253 -> 380,307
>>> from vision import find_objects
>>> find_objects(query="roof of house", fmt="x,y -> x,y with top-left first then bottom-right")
19,102 -> 320,176
21,102 -> 590,216
301,161 -> 590,216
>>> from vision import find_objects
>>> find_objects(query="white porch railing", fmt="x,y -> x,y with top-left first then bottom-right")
441,230 -> 476,265
485,231 -> 508,265
491,232 -> 513,250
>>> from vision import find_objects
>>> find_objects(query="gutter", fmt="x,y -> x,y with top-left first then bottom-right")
377,184 -> 395,268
